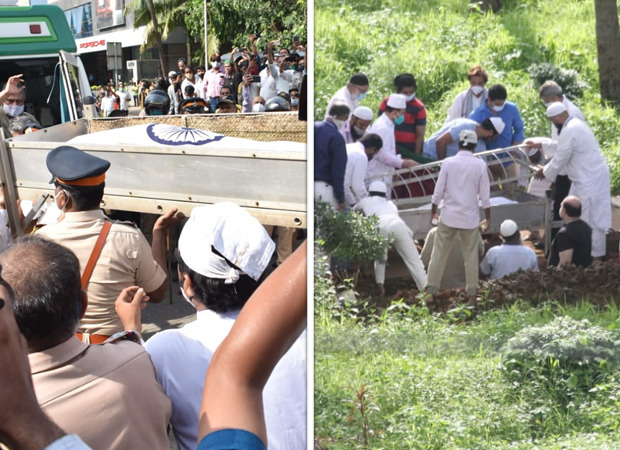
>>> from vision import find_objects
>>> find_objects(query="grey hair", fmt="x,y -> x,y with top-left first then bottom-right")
8,115 -> 40,134
539,80 -> 563,99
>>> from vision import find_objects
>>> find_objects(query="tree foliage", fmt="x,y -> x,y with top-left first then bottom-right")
186,0 -> 307,55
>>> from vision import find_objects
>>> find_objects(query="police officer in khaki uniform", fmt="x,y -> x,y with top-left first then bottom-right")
37,146 -> 182,343
0,235 -> 172,449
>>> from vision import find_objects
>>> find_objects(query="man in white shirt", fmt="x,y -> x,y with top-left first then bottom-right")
326,73 -> 369,118
344,133 -> 382,206
366,93 -> 417,195
117,83 -> 132,114
355,181 -> 427,296
534,102 -> 611,258
426,129 -> 491,303
341,106 -> 374,143
480,219 -> 538,279
145,203 -> 306,450
446,65 -> 489,122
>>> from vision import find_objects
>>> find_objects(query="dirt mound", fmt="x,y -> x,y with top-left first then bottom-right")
369,260 -> 620,313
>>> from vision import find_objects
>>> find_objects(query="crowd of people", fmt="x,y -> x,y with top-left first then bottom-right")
314,65 -> 612,302
133,36 -> 306,116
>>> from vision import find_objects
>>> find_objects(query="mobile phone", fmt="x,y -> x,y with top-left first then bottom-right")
293,35 -> 299,43
273,40 -> 280,47
251,75 -> 261,83
255,32 -> 261,39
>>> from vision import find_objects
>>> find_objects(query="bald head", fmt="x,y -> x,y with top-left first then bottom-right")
0,236 -> 83,351
561,195 -> 582,218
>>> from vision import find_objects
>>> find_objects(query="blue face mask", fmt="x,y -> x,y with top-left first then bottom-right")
357,91 -> 368,101
394,114 -> 405,125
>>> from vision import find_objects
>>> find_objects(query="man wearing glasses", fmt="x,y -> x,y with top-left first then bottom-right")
0,75 -> 41,138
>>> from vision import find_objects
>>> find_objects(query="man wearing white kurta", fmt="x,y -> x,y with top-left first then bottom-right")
145,203 -> 306,450
326,73 -> 369,119
354,181 -> 427,294
366,93 -> 417,196
534,102 -> 611,258
344,133 -> 382,206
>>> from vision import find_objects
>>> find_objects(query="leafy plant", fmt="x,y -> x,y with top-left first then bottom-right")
528,62 -> 589,99
315,202 -> 389,275
501,316 -> 620,407
345,385 -> 380,448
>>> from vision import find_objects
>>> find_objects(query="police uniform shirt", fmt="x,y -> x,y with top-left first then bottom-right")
29,337 -> 171,450
37,209 -> 166,335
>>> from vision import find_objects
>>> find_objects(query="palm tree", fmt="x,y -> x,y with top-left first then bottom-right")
126,0 -> 186,76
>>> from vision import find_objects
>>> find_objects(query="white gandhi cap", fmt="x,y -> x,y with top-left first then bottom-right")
489,117 -> 505,135
546,102 -> 567,117
353,106 -> 373,121
178,202 -> 275,283
459,129 -> 478,145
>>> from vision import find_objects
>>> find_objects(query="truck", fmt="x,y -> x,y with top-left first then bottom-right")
0,5 -> 94,128
0,113 -> 307,236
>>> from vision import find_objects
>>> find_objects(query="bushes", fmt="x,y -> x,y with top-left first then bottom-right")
501,316 -> 620,407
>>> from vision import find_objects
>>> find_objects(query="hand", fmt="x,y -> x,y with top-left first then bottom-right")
115,286 -> 149,333
1,74 -> 25,98
243,74 -> 252,87
153,208 -> 184,233
479,219 -> 489,233
534,167 -> 545,180
402,159 -> 418,168
268,40 -> 276,50
249,34 -> 256,43
524,139 -> 543,150
430,213 -> 439,226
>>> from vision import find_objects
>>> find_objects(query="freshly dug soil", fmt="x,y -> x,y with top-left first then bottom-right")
356,233 -> 620,314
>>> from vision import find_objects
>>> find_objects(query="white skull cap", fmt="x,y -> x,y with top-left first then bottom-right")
353,106 -> 373,121
368,180 -> 387,194
546,102 -> 567,117
387,93 -> 407,109
500,219 -> 519,237
178,202 -> 275,283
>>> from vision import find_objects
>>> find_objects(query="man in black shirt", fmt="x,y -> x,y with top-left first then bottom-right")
548,196 -> 592,267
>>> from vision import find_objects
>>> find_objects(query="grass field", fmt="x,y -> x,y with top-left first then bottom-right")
314,1 -> 620,447
315,0 -> 620,193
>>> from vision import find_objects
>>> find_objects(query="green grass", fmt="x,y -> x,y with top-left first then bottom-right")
315,0 -> 620,193
315,300 -> 620,449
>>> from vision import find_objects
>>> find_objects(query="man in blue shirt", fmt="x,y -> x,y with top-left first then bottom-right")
314,102 -> 350,210
422,117 -> 504,161
470,84 -> 524,187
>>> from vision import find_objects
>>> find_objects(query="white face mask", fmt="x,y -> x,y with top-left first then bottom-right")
404,93 -> 416,102
180,287 -> 197,309
253,103 -> 265,112
332,118 -> 346,130
291,98 -> 299,106
353,125 -> 366,135
543,102 -> 553,108
211,61 -> 221,69
3,104 -> 24,117
492,103 -> 505,112
55,189 -> 68,213
471,85 -> 484,95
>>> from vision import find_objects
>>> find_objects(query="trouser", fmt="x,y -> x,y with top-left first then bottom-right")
264,225 -> 297,265
426,222 -> 481,296
578,193 -> 607,258
314,181 -> 339,210
552,175 -> 571,241
209,98 -> 220,113
374,220 -> 427,290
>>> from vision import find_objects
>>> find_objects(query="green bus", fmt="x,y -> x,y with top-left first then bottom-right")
0,5 -> 94,128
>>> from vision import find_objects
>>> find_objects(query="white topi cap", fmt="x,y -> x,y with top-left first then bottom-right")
368,180 -> 387,194
546,102 -> 567,117
500,219 -> 519,237
178,202 -> 275,283
459,129 -> 478,145
489,117 -> 505,135
386,93 -> 407,109
353,106 -> 373,121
